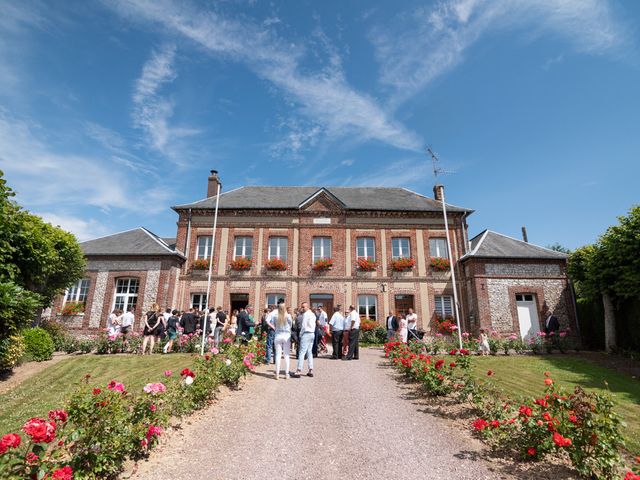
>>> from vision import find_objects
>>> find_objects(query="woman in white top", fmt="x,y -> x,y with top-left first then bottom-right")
398,314 -> 408,343
270,301 -> 293,380
107,309 -> 121,336
227,310 -> 238,337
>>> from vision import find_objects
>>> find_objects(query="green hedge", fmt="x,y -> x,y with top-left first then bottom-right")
22,327 -> 54,362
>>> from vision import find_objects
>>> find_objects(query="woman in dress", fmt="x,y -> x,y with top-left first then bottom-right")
398,314 -> 408,343
271,300 -> 293,379
107,308 -> 122,337
479,329 -> 490,356
226,309 -> 238,338
142,303 -> 162,355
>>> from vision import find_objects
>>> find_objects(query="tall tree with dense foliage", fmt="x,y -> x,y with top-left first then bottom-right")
569,206 -> 640,351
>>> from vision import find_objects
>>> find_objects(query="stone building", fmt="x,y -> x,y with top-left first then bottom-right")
54,170 -> 577,337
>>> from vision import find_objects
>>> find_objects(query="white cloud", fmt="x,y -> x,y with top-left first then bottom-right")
0,110 -> 171,214
371,0 -> 630,106
37,212 -> 110,242
108,0 -> 422,153
344,158 -> 433,190
341,159 -> 354,166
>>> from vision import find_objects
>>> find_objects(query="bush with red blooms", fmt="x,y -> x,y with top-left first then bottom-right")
433,313 -> 457,335
430,256 -> 450,271
264,258 -> 287,271
360,318 -> 378,332
229,257 -> 253,271
0,339 -> 266,479
472,375 -> 625,479
356,257 -> 378,271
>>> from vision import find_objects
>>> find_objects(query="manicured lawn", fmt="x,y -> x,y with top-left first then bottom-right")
0,354 -> 194,436
471,355 -> 640,454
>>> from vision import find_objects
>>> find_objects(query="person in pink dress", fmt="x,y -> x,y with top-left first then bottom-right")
398,314 -> 408,343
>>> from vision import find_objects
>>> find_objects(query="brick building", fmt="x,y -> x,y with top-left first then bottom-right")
54,170 -> 576,337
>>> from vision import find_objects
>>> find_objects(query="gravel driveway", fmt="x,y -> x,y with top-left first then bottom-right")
130,348 -> 502,480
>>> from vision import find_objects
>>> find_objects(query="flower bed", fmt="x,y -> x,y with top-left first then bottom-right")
383,341 -> 629,478
0,339 -> 265,479
390,257 -> 415,271
312,258 -> 333,271
264,258 -> 287,271
356,257 -> 378,271
229,257 -> 252,271
430,257 -> 450,271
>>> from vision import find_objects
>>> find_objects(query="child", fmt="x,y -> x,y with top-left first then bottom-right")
479,329 -> 490,356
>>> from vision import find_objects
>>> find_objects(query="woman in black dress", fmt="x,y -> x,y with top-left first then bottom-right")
142,303 -> 162,355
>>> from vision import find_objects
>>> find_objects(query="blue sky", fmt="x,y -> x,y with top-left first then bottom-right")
1,0 -> 638,248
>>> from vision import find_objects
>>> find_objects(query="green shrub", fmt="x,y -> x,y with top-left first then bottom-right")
39,319 -> 70,352
22,327 -> 55,361
0,334 -> 25,370
361,325 -> 387,345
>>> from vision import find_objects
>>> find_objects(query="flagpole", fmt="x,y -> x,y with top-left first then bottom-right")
200,181 -> 221,356
438,185 -> 464,350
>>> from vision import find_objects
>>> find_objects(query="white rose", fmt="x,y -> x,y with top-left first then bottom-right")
184,376 -> 194,385
225,359 -> 232,366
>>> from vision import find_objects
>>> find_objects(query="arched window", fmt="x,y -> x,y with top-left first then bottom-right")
113,278 -> 139,312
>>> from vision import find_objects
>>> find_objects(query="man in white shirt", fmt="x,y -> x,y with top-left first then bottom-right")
406,308 -> 418,342
317,306 -> 329,355
120,306 -> 135,351
345,305 -> 360,360
328,306 -> 345,359
294,302 -> 316,377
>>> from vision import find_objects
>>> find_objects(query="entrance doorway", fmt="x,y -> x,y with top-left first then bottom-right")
394,294 -> 414,317
516,293 -> 540,339
230,293 -> 249,312
310,294 -> 334,315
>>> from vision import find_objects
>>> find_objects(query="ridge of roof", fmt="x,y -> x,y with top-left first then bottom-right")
485,230 -> 569,257
81,227 -> 141,244
461,229 -> 568,261
140,227 -> 182,256
400,187 -> 475,214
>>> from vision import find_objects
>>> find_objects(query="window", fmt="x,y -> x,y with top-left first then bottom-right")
312,236 -> 332,261
429,238 -> 448,259
356,237 -> 376,260
516,294 -> 534,302
268,237 -> 288,261
196,236 -> 213,259
266,294 -> 285,308
234,236 -> 253,259
191,293 -> 208,311
434,295 -> 453,317
391,237 -> 411,259
357,295 -> 377,320
64,278 -> 90,304
114,278 -> 139,312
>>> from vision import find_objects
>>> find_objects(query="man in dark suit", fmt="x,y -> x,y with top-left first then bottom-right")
544,313 -> 560,335
236,306 -> 254,343
180,308 -> 198,335
386,312 -> 399,342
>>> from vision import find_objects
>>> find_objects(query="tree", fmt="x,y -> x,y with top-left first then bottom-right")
547,242 -> 572,254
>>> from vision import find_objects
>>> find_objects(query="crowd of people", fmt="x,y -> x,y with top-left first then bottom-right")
383,309 -> 420,343
103,300 -> 363,377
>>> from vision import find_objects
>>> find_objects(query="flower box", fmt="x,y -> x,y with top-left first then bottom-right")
390,257 -> 415,271
264,258 -> 287,271
191,259 -> 210,270
312,258 -> 333,271
356,257 -> 378,272
61,301 -> 85,315
430,257 -> 450,271
229,257 -> 252,271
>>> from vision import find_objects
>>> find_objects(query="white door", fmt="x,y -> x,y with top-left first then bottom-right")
516,294 -> 540,339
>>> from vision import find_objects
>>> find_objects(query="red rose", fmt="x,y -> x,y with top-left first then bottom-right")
472,418 -> 489,431
568,415 -> 578,424
544,371 -> 551,377
1,433 -> 21,449
487,370 -> 494,376
459,348 -> 469,355
51,466 -> 73,480
22,418 -> 56,443
92,388 -> 101,395
150,404 -> 157,413
490,420 -> 500,429
544,378 -> 553,386
552,432 -> 572,447
180,368 -> 195,378
449,362 -> 456,368
26,452 -> 39,464
48,410 -> 68,423
527,447 -> 537,456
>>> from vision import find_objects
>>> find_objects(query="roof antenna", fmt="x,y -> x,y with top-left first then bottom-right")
427,146 -> 443,179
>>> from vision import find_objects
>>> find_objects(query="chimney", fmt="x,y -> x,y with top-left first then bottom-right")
521,226 -> 528,243
207,170 -> 222,198
433,184 -> 444,201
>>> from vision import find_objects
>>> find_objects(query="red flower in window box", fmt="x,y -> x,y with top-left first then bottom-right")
390,257 -> 415,271
312,258 -> 333,271
356,257 -> 378,271
230,257 -> 252,271
61,301 -> 85,315
430,256 -> 450,271
191,259 -> 210,270
264,258 -> 287,271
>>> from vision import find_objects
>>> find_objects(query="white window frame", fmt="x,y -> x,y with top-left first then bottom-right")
196,236 -> 213,259
268,237 -> 288,261
391,237 -> 411,259
233,236 -> 253,259
266,293 -> 285,308
429,238 -> 448,259
64,278 -> 90,304
113,278 -> 139,312
191,293 -> 209,311
434,295 -> 453,317
312,236 -> 332,262
357,295 -> 377,320
356,237 -> 376,260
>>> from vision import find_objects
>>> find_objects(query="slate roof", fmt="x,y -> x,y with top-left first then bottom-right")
462,230 -> 568,261
81,228 -> 185,258
172,186 -> 472,213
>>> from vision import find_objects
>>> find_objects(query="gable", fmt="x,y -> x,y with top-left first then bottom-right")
298,189 -> 345,212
